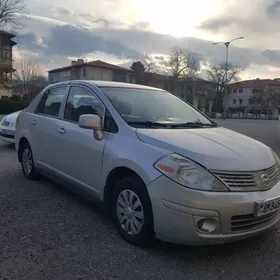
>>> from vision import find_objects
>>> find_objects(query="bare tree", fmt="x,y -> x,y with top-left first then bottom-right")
269,88 -> 280,119
143,47 -> 201,92
0,0 -> 26,31
163,47 -> 200,78
14,59 -> 46,100
206,62 -> 242,112
143,53 -> 158,74
250,87 -> 280,117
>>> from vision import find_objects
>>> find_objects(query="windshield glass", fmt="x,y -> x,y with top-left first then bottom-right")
101,87 -> 213,126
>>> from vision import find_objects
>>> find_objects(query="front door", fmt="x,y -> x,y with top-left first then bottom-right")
53,85 -> 107,196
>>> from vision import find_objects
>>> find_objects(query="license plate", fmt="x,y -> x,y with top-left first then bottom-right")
255,196 -> 280,216
2,129 -> 14,136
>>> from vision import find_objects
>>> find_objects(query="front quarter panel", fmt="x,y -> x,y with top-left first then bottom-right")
102,125 -> 169,192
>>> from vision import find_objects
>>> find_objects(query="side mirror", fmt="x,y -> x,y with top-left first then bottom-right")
78,114 -> 103,141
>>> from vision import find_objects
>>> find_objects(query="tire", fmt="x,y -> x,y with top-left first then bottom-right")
112,176 -> 156,247
21,143 -> 38,180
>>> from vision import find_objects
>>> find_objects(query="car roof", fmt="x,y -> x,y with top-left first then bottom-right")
48,80 -> 164,91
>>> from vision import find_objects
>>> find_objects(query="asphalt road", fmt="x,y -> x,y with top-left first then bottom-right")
1,120 -> 280,280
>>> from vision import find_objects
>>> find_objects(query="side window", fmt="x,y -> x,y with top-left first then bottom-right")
104,109 -> 118,132
36,87 -> 66,117
64,86 -> 105,123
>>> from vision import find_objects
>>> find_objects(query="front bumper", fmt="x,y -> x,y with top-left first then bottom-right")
147,176 -> 280,245
0,125 -> 15,144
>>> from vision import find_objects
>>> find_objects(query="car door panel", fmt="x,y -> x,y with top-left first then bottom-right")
54,121 -> 107,195
30,86 -> 68,168
53,85 -> 107,195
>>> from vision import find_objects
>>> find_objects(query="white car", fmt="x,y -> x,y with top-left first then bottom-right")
0,110 -> 22,144
15,80 -> 280,246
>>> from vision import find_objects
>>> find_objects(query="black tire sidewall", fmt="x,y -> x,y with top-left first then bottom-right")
21,143 -> 36,180
112,176 -> 156,247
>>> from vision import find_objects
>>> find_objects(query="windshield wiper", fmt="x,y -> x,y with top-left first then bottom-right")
127,121 -> 218,129
127,121 -> 169,128
169,122 -> 218,128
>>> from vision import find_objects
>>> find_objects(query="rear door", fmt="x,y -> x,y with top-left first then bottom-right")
30,85 -> 69,168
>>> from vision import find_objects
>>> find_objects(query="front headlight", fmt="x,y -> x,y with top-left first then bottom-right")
272,150 -> 280,166
1,116 -> 6,124
154,153 -> 228,192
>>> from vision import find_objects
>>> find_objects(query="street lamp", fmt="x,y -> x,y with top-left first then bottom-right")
212,36 -> 244,119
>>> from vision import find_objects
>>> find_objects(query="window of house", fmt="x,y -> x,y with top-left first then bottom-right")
64,86 -> 105,123
83,68 -> 86,77
2,46 -> 11,59
233,89 -> 237,93
36,87 -> 66,117
249,98 -> 254,105
239,88 -> 243,93
239,99 -> 243,105
232,99 -> 236,104
252,88 -> 259,93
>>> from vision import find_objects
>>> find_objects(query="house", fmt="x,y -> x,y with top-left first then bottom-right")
48,59 -> 136,84
48,59 -> 215,110
227,79 -> 280,112
0,30 -> 16,99
175,77 -> 216,112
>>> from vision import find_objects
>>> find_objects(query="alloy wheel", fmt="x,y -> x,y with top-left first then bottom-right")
116,189 -> 144,235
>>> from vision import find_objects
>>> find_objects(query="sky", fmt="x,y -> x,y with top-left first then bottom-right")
11,0 -> 280,80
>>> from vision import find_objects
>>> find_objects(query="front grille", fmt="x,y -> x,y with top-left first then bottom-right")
231,211 -> 280,232
212,164 -> 280,191
0,132 -> 14,139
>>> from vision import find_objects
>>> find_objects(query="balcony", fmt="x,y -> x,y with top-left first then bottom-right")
0,57 -> 12,71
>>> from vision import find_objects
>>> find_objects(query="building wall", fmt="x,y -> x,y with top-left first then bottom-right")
49,70 -> 71,83
227,88 -> 253,108
0,86 -> 12,98
146,79 -> 165,89
86,66 -> 113,80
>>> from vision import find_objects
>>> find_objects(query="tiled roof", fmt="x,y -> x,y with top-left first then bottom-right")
0,30 -> 15,38
229,79 -> 280,88
87,60 -> 132,71
177,76 -> 213,84
48,60 -> 133,73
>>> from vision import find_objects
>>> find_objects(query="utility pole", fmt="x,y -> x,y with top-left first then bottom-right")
213,37 -> 244,119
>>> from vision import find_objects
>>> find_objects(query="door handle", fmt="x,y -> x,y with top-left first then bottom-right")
31,120 -> 36,125
57,127 -> 65,134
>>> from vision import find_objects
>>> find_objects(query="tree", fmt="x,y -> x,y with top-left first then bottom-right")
206,62 -> 242,112
14,59 -> 46,100
130,61 -> 146,84
144,47 -> 201,92
0,0 -> 26,30
250,87 -> 280,117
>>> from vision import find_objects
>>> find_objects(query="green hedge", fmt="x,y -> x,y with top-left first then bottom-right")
0,99 -> 29,115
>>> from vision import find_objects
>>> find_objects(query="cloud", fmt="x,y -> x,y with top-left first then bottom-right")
262,49 -> 280,65
44,25 -> 143,59
11,1 -> 280,80
266,0 -> 280,18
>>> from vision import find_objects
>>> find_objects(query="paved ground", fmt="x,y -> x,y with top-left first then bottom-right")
1,119 -> 280,280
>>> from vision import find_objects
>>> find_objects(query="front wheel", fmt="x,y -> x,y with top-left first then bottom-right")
21,143 -> 38,180
112,177 -> 156,247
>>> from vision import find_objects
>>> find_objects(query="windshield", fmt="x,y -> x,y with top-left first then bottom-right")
101,87 -> 213,127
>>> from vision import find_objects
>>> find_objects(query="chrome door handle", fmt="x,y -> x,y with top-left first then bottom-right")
31,120 -> 36,125
57,127 -> 65,134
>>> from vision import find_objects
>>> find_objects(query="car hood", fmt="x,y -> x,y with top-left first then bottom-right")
136,126 -> 275,171
3,110 -> 22,123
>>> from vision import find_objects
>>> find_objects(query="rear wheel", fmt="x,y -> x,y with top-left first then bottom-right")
21,143 -> 38,180
112,176 -> 156,247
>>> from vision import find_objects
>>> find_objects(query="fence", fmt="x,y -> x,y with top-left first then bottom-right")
206,110 -> 279,120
